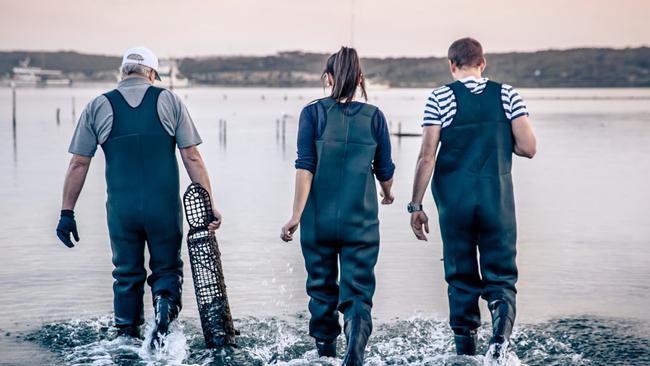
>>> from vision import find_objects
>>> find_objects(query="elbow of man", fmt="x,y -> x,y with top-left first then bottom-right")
69,156 -> 91,171
527,146 -> 537,159
519,144 -> 537,159
419,154 -> 436,166
186,153 -> 202,163
181,147 -> 203,164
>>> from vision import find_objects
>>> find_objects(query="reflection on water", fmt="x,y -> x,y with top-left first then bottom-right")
1,86 -> 650,364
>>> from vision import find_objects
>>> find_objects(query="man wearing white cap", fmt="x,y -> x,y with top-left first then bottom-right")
56,47 -> 221,345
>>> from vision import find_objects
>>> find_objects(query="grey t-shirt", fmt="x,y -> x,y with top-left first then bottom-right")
69,77 -> 202,157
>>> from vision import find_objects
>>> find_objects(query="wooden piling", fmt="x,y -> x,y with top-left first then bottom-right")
11,82 -> 17,160
11,82 -> 16,130
56,108 -> 61,125
222,120 -> 227,147
72,96 -> 76,123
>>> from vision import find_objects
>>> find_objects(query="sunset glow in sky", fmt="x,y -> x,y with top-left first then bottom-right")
0,0 -> 648,57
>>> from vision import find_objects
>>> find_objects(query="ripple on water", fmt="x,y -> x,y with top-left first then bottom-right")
19,314 -> 650,366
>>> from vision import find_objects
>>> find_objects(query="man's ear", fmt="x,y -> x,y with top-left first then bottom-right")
449,60 -> 457,74
480,57 -> 487,73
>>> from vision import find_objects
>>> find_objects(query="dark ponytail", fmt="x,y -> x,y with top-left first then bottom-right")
321,47 -> 367,102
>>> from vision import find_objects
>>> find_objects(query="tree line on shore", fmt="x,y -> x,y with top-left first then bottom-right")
1,47 -> 649,88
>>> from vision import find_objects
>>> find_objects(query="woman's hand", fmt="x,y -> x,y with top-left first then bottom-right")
208,208 -> 222,232
281,217 -> 300,242
380,190 -> 394,205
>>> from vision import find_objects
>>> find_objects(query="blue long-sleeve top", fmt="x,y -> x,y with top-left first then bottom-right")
295,100 -> 395,182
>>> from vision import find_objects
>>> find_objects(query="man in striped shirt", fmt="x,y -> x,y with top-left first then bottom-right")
423,79 -> 529,128
408,38 -> 536,359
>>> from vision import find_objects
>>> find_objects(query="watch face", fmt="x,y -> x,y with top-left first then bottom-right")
408,203 -> 421,213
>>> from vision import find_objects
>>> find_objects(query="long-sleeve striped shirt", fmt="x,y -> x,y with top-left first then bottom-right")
423,76 -> 529,128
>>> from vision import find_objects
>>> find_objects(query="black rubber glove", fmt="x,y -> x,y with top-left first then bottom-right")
56,209 -> 79,248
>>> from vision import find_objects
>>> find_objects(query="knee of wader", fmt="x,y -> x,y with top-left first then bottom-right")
306,276 -> 339,299
112,268 -> 147,290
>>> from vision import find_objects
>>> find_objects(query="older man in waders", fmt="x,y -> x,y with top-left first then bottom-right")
408,38 -> 537,358
56,47 -> 221,347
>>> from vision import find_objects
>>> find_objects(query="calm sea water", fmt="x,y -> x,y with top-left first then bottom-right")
0,86 -> 649,365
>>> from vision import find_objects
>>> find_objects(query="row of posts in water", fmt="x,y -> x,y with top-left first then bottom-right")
9,85 -> 411,140
54,97 -> 75,126
9,83 -> 75,126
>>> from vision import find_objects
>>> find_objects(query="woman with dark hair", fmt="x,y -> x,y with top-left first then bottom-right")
281,47 -> 395,365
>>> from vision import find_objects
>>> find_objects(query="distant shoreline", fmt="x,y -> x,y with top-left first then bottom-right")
2,47 -> 650,88
2,83 -> 650,91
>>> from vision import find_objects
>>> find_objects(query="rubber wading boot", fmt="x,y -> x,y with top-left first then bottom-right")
116,325 -> 141,339
488,299 -> 515,358
342,315 -> 372,366
316,339 -> 337,357
150,295 -> 180,349
454,329 -> 478,356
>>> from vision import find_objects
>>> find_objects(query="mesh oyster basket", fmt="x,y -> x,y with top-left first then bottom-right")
183,183 -> 236,347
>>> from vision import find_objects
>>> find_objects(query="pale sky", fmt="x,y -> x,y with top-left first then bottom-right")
0,0 -> 648,58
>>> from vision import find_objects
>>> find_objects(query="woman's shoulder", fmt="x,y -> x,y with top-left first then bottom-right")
302,97 -> 330,112
352,101 -> 383,119
300,98 -> 331,122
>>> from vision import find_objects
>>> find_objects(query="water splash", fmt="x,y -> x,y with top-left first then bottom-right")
140,320 -> 191,365
19,315 -> 650,365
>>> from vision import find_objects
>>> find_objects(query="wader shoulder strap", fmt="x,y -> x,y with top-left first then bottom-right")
318,97 -> 337,112
447,80 -> 465,96
357,103 -> 378,120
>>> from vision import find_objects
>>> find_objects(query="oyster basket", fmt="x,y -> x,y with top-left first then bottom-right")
183,183 -> 236,347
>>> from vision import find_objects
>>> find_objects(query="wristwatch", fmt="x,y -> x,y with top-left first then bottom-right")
407,202 -> 423,213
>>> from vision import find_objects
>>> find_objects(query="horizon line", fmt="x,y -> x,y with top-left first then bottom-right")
0,44 -> 649,60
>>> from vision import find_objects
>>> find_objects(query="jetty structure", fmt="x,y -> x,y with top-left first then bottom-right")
10,58 -> 71,86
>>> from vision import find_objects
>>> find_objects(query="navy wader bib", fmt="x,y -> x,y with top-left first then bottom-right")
300,98 -> 380,342
432,81 -> 517,334
101,86 -> 183,328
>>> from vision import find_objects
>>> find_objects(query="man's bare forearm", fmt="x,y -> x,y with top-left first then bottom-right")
511,116 -> 537,158
180,147 -> 214,197
62,155 -> 92,210
411,126 -> 441,205
411,156 -> 435,204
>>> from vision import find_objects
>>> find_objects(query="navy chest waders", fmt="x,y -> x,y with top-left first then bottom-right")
432,81 -> 518,335
101,86 -> 183,328
300,98 -> 380,343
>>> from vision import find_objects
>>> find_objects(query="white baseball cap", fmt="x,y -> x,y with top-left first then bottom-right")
121,46 -> 161,80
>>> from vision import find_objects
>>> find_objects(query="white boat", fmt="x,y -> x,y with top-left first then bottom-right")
11,58 -> 71,86
157,59 -> 190,89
